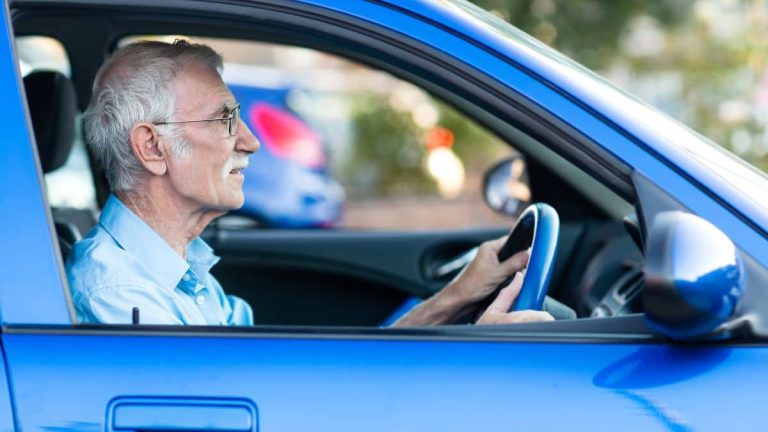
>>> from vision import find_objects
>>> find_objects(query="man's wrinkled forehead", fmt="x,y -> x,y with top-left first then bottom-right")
172,63 -> 234,117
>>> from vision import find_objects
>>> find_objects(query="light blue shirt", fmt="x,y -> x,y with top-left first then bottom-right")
67,194 -> 253,326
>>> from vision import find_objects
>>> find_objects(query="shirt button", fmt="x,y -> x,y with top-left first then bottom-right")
196,295 -> 206,305
182,274 -> 191,282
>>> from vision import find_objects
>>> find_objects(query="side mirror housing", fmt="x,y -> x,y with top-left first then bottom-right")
644,211 -> 745,340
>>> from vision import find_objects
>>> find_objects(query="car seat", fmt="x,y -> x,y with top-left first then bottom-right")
23,70 -> 96,259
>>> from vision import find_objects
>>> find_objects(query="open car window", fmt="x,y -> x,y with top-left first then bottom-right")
12,24 -> 647,332
14,7 -> 650,336
55,35 -> 638,329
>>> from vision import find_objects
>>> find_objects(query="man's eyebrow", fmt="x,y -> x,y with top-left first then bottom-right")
210,101 -> 234,118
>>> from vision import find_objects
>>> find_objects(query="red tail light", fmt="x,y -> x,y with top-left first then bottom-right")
249,103 -> 325,168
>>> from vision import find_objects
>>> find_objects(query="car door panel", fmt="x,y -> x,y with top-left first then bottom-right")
3,328 -> 766,432
0,344 -> 15,432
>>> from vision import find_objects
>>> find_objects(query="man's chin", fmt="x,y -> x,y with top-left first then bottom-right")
210,193 -> 245,213
230,193 -> 246,210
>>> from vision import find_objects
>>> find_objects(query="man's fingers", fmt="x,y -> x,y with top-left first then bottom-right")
502,310 -> 555,323
499,249 -> 529,273
485,273 -> 523,313
477,308 -> 555,325
477,272 -> 557,325
482,236 -> 508,255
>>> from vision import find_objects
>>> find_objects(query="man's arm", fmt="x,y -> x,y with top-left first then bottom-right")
393,237 -> 553,326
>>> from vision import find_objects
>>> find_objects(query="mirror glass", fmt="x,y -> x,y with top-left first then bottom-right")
483,156 -> 531,216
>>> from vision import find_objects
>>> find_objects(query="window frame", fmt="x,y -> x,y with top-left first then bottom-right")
8,0 -> 650,341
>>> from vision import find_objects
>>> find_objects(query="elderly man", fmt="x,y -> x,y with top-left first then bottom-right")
67,40 -> 553,326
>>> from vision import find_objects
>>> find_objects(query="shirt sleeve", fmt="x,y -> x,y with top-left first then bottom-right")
225,294 -> 254,326
75,285 -> 185,325
206,274 -> 254,326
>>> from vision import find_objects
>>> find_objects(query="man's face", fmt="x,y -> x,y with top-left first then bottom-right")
163,64 -> 260,213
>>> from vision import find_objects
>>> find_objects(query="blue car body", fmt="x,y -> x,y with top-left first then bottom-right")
1,0 -> 767,431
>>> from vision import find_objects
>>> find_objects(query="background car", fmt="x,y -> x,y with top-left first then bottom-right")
229,84 -> 343,228
2,0 -> 768,431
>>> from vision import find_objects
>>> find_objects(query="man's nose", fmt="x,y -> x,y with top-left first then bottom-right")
235,121 -> 260,153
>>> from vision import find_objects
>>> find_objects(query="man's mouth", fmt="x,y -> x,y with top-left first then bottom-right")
222,155 -> 249,180
230,163 -> 248,175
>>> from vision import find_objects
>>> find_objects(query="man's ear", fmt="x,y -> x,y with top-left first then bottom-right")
129,123 -> 168,176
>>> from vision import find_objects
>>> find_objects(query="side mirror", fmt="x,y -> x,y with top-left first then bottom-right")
644,211 -> 745,340
483,156 -> 531,216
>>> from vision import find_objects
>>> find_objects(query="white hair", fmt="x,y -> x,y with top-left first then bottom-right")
83,40 -> 222,192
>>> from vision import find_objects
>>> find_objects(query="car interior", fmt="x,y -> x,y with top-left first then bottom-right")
13,2 -> 650,332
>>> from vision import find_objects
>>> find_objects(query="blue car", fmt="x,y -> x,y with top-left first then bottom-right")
2,1 -> 767,431
228,84 -> 343,228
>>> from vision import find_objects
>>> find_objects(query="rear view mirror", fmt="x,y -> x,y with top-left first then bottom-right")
483,156 -> 531,216
644,211 -> 745,340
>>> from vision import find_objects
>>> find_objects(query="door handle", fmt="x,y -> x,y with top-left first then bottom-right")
107,397 -> 258,431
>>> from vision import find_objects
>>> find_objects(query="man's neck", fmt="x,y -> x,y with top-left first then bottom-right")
116,187 -> 223,258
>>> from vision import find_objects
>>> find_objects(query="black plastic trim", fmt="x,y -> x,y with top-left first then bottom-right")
3,315 -> 662,345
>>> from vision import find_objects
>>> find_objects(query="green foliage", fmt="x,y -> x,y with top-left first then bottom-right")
471,0 -> 768,172
343,94 -> 512,199
345,93 -> 435,198
436,101 -> 510,169
341,0 -> 768,202
473,0 -> 692,69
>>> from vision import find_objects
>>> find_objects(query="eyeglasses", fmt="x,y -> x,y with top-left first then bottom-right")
155,103 -> 240,137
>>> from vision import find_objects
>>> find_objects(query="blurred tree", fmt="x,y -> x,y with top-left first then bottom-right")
471,0 -> 768,172
472,0 -> 692,69
345,93 -> 435,198
436,101 -> 510,171
343,0 -> 768,202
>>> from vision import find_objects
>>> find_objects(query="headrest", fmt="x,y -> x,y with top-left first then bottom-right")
23,70 -> 77,173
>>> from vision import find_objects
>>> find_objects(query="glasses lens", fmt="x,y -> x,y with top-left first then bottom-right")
229,105 -> 240,136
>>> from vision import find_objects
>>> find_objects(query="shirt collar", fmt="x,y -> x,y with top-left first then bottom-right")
186,233 -> 220,284
98,194 -> 219,291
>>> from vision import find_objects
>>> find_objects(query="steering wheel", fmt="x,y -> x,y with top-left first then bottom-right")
476,203 -> 560,318
382,203 -> 560,326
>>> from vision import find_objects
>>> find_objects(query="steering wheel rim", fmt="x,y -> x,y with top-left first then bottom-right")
500,203 -> 560,311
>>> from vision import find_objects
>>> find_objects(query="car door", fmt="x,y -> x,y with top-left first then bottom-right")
3,1 -> 768,431
0,354 -> 13,432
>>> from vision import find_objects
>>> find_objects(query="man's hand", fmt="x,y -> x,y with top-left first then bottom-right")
476,273 -> 554,324
394,235 -> 543,326
446,235 -> 530,305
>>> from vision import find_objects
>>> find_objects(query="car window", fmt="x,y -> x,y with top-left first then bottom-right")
122,36 -> 518,230
7,3 -> 646,333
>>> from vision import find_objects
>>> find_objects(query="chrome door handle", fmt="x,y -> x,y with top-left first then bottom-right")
108,397 -> 258,431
